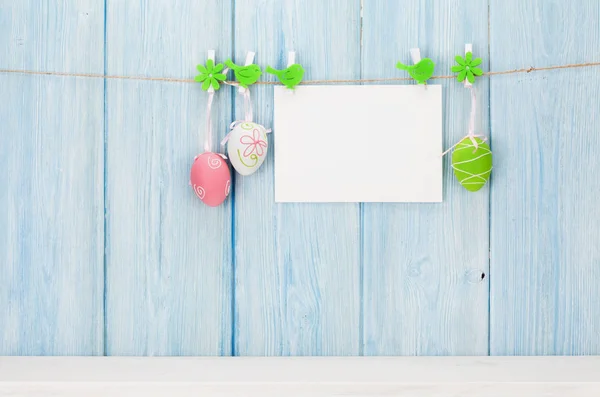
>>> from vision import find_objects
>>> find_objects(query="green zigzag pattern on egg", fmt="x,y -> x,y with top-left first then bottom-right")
451,137 -> 492,192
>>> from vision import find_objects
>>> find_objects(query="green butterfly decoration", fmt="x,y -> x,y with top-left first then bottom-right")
194,59 -> 226,91
266,64 -> 305,89
396,58 -> 435,84
225,59 -> 262,89
451,52 -> 483,84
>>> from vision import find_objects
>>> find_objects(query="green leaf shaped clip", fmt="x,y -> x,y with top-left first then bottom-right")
225,59 -> 262,89
266,64 -> 304,89
194,59 -> 226,91
396,58 -> 435,84
451,52 -> 483,83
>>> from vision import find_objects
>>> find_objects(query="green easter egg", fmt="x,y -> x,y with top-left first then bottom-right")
451,137 -> 492,192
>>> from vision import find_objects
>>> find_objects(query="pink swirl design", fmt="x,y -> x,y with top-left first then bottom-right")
225,180 -> 231,196
207,155 -> 222,169
193,184 -> 205,200
240,129 -> 268,157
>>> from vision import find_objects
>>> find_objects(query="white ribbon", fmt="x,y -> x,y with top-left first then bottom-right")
204,91 -> 215,153
442,85 -> 486,156
220,95 -> 272,149
219,91 -> 253,149
219,51 -> 268,151
466,85 -> 480,148
243,88 -> 253,122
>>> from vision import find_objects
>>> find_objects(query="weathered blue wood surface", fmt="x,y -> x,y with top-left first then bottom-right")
233,0 -> 361,356
489,0 -> 600,355
0,0 -> 104,355
1,0 -> 599,356
104,0 -> 233,355
361,0 -> 490,356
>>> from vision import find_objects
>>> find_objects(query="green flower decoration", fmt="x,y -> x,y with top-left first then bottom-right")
194,59 -> 226,91
451,52 -> 483,83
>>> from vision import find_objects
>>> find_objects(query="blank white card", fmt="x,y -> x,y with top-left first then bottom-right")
274,85 -> 442,202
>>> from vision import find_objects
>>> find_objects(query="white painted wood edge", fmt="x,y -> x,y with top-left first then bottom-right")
0,357 -> 599,397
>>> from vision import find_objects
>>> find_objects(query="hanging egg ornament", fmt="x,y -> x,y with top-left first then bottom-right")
190,152 -> 231,206
451,137 -> 492,192
227,122 -> 269,176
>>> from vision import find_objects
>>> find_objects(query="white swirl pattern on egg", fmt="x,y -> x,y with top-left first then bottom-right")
193,184 -> 206,200
207,155 -> 222,170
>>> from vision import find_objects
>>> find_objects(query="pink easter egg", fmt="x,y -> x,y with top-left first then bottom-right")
190,152 -> 231,207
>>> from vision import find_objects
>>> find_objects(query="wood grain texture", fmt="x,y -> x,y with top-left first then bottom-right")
4,0 -> 600,358
233,0 -> 361,355
361,0 -> 490,355
0,0 -> 104,355
104,0 -> 233,355
489,0 -> 600,355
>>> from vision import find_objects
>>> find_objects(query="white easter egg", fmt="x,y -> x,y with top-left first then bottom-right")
227,122 -> 269,176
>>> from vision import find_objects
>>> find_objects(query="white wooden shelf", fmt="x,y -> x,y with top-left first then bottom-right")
1,356 -> 599,396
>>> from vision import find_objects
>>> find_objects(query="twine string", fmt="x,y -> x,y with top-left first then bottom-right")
1,61 -> 599,85
6,61 -> 596,158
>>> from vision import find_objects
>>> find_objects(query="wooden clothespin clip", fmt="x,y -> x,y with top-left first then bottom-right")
207,50 -> 216,93
410,48 -> 421,65
464,43 -> 473,87
396,48 -> 434,85
266,50 -> 305,91
239,51 -> 256,94
410,48 -> 426,89
287,51 -> 296,68
286,51 -> 296,94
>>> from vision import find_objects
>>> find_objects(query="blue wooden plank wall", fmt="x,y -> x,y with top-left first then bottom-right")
489,0 -> 600,355
1,0 -> 599,356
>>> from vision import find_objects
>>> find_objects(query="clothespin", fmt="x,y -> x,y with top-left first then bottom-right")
410,48 -> 421,65
464,44 -> 473,87
286,51 -> 295,94
239,51 -> 255,94
396,48 -> 435,85
207,50 -> 216,93
265,50 -> 305,90
287,51 -> 296,67
410,48 -> 426,88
